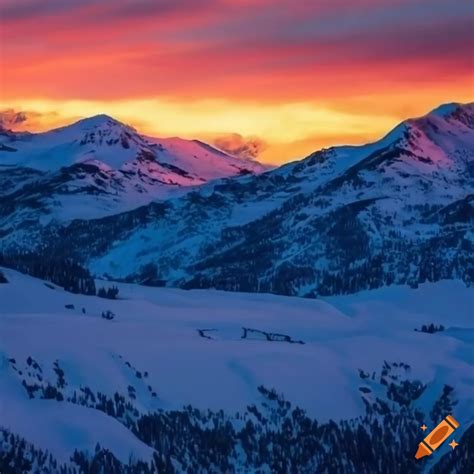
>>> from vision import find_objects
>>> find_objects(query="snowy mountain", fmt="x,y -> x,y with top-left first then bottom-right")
0,103 -> 473,473
3,102 -> 470,298
0,114 -> 269,222
0,268 -> 472,472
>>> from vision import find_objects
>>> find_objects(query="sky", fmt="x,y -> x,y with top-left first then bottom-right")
0,0 -> 473,164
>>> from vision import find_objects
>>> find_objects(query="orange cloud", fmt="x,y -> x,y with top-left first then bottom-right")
1,0 -> 472,163
2,0 -> 472,102
0,108 -> 69,131
213,134 -> 267,159
0,109 -> 29,130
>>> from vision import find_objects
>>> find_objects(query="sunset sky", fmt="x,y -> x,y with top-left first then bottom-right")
0,0 -> 473,163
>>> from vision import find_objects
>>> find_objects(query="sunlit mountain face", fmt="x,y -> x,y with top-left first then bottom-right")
0,113 -> 270,222
1,0 -> 473,164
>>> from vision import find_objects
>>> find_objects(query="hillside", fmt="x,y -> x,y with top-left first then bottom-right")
0,268 -> 472,472
3,102 -> 470,298
0,115 -> 268,223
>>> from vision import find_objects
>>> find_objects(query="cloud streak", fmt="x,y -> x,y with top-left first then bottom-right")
2,0 -> 472,101
1,0 -> 472,162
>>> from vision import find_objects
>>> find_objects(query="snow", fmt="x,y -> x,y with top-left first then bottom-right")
429,103 -> 464,119
1,103 -> 472,267
0,394 -> 155,464
0,115 -> 270,222
145,136 -> 269,180
0,268 -> 472,463
0,121 -> 140,171
0,114 -> 268,177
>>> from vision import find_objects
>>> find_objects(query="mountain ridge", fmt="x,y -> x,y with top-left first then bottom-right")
1,102 -> 472,298
0,114 -> 270,223
0,113 -> 269,174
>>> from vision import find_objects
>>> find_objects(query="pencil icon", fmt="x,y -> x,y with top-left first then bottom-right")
414,415 -> 459,459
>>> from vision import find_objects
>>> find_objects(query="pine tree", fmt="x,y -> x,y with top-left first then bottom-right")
0,270 -> 7,283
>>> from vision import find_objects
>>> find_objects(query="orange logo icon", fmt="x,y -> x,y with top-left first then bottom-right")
414,414 -> 460,459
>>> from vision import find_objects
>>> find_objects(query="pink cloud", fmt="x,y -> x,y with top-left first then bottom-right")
1,0 -> 472,102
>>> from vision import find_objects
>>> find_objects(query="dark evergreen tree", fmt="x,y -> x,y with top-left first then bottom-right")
0,252 -> 95,295
97,286 -> 119,299
0,269 -> 7,283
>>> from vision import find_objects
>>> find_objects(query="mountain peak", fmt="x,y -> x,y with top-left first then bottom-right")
426,101 -> 473,120
405,101 -> 474,136
73,114 -> 132,131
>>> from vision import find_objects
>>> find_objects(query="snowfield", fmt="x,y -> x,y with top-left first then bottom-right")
0,267 -> 472,470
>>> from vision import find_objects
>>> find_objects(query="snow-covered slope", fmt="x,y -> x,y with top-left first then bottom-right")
0,102 -> 472,298
8,102 -> 468,298
0,115 -> 269,221
0,268 -> 472,472
0,114 -> 267,177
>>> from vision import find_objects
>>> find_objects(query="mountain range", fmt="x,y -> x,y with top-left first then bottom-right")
1,102 -> 473,297
0,114 -> 268,222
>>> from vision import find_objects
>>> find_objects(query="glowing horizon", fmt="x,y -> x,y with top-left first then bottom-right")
1,0 -> 473,164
